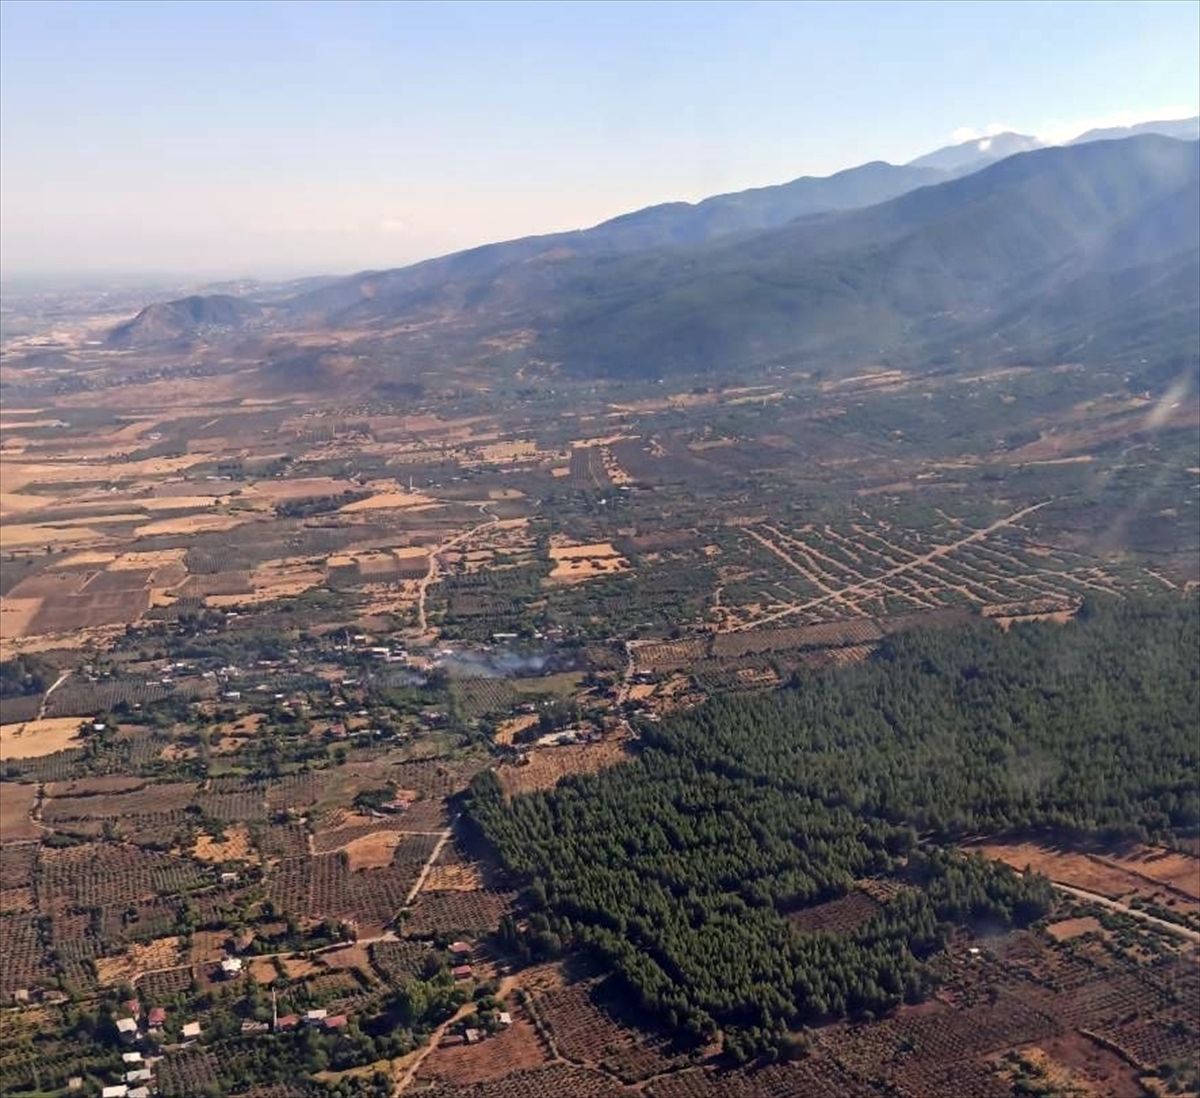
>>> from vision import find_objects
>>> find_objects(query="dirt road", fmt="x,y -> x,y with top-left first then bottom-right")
1050,882 -> 1200,945
738,500 -> 1052,631
416,506 -> 497,634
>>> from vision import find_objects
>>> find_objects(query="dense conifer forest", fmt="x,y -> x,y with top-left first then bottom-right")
467,596 -> 1200,1058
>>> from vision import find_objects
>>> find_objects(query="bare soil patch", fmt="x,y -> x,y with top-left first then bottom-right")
0,782 -> 39,841
1046,916 -> 1104,942
283,956 -> 323,979
419,1004 -> 548,1085
970,839 -> 1200,907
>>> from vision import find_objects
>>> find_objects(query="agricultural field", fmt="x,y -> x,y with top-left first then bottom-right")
0,310 -> 1196,1097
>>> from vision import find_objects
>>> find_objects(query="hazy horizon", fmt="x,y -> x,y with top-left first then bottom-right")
2,0 -> 1198,282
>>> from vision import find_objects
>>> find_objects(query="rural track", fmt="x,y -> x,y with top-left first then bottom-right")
735,500 -> 1052,631
36,670 -> 71,720
415,505 -> 498,634
392,972 -> 522,1093
403,816 -> 459,906
1050,882 -> 1200,945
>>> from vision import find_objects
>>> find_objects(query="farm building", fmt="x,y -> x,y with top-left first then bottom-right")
497,1011 -> 513,1026
181,1021 -> 202,1040
220,957 -> 244,977
452,964 -> 473,981
121,1052 -> 143,1065
147,1007 -> 166,1029
448,940 -> 472,957
304,1008 -> 328,1026
115,1017 -> 138,1042
101,1087 -> 128,1098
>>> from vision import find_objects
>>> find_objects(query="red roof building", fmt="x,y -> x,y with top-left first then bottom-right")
275,1014 -> 300,1031
147,1007 -> 166,1028
322,1015 -> 349,1030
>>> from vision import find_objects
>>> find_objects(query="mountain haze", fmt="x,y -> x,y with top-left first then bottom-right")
106,134 -> 1200,389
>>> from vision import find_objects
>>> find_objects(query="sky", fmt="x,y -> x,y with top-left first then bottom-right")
2,0 -> 1198,280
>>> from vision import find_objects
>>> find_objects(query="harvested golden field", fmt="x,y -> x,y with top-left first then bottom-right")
109,548 -> 187,571
193,826 -> 257,864
339,490 -> 437,512
0,717 -> 84,761
547,541 -> 630,583
421,863 -> 484,892
95,936 -> 184,984
133,512 -> 248,537
0,523 -> 103,548
0,598 -> 43,640
498,735 -> 632,796
493,713 -> 538,746
342,830 -> 405,870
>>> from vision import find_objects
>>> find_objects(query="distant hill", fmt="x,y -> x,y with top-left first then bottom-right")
907,131 -> 1044,174
1070,116 -> 1199,145
106,294 -> 263,348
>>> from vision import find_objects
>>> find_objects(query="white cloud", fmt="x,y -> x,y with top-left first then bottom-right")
947,106 -> 1197,150
1034,105 -> 1197,145
380,218 -> 409,234
950,123 -> 1014,143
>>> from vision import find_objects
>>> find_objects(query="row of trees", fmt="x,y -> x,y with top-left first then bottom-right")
469,595 -> 1199,1057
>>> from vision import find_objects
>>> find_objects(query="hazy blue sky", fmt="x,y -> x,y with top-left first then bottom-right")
2,0 -> 1197,278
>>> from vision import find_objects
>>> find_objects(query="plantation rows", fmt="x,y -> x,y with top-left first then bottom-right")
420,1063 -> 626,1097
404,888 -> 515,936
532,983 -> 689,1084
369,939 -> 436,982
265,851 -> 424,930
0,913 -> 47,1000
38,843 -> 211,913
